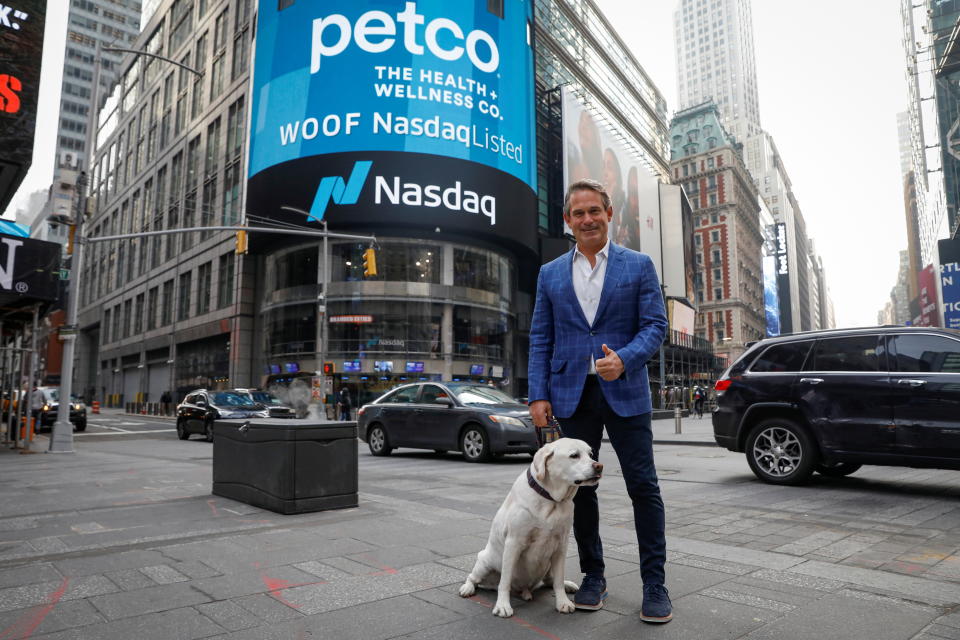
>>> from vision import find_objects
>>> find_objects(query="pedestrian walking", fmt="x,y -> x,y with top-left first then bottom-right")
693,386 -> 705,419
528,178 -> 672,623
160,390 -> 172,416
337,387 -> 352,421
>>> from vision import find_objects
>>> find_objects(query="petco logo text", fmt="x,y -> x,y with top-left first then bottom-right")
310,2 -> 499,74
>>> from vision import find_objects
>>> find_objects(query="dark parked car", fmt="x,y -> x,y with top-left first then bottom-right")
33,387 -> 87,432
232,388 -> 297,418
176,389 -> 268,441
713,326 -> 960,485
357,382 -> 538,462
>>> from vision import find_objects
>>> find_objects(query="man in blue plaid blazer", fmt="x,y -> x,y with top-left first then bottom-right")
528,178 -> 671,623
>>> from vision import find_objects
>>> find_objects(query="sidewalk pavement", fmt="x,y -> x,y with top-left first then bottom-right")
1,426 -> 959,638
94,406 -> 719,447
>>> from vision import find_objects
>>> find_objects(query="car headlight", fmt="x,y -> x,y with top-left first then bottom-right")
255,411 -> 269,418
42,404 -> 50,411
489,414 -> 526,427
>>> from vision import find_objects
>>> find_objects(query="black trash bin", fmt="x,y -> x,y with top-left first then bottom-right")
212,419 -> 358,514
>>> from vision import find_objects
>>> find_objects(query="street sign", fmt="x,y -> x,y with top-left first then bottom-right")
59,268 -> 69,280
58,324 -> 78,338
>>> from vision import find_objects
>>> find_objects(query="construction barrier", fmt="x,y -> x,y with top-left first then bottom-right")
92,401 -> 100,414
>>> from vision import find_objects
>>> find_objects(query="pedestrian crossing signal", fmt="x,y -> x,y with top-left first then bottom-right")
323,361 -> 335,375
362,247 -> 377,277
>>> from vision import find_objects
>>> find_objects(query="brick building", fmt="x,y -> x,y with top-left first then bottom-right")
670,102 -> 765,365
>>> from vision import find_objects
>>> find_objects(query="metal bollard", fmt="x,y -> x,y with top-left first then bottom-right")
674,407 -> 682,434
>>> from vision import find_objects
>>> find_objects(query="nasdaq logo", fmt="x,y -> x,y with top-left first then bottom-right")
309,160 -> 372,221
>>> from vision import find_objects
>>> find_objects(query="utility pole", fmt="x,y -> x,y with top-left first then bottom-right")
49,37 -> 102,453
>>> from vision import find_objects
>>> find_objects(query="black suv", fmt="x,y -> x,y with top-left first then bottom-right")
713,326 -> 960,485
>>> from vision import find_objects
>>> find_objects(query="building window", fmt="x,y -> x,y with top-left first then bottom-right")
134,293 -> 145,335
123,299 -> 132,338
177,272 -> 192,321
217,252 -> 235,308
191,32 -> 207,119
712,250 -> 721,263
710,213 -> 718,224
711,230 -> 719,242
714,288 -> 722,300
147,287 -> 158,330
197,262 -> 212,315
709,193 -> 717,206
161,280 -> 174,326
713,268 -> 722,280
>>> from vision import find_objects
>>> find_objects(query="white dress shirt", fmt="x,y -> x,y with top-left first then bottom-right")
572,240 -> 610,373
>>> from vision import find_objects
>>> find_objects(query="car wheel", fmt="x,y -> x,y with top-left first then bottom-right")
176,419 -> 189,440
367,424 -> 392,456
204,418 -> 214,443
745,417 -> 817,485
816,462 -> 861,478
461,425 -> 491,463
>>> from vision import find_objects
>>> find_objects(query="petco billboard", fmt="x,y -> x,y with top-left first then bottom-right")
248,0 -> 537,254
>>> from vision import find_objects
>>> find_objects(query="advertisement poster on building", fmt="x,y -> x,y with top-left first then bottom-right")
248,0 -> 538,255
916,264 -> 941,327
761,254 -> 781,337
938,238 -> 960,330
561,88 -> 662,273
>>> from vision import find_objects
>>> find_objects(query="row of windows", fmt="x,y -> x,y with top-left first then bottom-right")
101,251 -> 236,345
83,96 -> 245,307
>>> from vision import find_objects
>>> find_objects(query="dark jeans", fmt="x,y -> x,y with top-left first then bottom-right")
557,375 -> 666,586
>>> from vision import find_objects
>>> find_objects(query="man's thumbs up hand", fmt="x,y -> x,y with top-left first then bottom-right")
596,343 -> 624,381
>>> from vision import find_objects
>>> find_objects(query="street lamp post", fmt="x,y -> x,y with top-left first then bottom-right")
280,206 -> 327,399
49,44 -> 203,453
279,206 -> 376,416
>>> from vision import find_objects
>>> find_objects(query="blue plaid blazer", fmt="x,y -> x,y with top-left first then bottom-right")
528,243 -> 667,418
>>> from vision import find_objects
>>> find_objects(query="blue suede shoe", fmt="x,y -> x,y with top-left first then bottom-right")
641,584 -> 673,623
573,575 -> 608,610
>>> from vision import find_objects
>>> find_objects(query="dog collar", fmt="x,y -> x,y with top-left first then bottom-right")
527,467 -> 556,502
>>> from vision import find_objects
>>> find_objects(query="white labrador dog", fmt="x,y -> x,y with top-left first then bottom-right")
458,437 -> 603,617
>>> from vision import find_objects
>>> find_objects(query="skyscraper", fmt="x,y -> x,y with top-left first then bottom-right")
674,0 -> 762,143
58,0 -> 142,172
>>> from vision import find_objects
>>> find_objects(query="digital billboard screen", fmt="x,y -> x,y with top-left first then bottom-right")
248,0 -> 538,255
762,254 -> 781,337
0,1 -> 46,212
406,361 -> 424,373
374,360 -> 394,372
343,360 -> 361,372
469,364 -> 484,375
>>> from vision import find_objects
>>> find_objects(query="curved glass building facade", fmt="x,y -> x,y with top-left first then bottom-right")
259,239 -> 516,405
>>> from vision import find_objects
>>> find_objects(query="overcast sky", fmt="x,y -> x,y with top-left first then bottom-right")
594,0 -> 908,329
9,1 -> 907,328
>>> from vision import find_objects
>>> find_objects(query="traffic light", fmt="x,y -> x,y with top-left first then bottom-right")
362,247 -> 377,277
235,229 -> 248,254
323,361 -> 335,375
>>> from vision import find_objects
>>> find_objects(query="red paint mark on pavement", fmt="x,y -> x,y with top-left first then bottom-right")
259,572 -> 326,609
467,595 -> 563,640
206,499 -> 219,516
0,577 -> 69,639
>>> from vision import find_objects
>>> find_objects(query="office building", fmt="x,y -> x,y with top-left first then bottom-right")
674,0 -> 762,143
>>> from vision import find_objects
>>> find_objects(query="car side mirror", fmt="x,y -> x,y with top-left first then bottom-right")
435,397 -> 454,407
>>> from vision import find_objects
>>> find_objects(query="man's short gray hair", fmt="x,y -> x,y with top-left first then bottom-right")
563,179 -> 612,215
